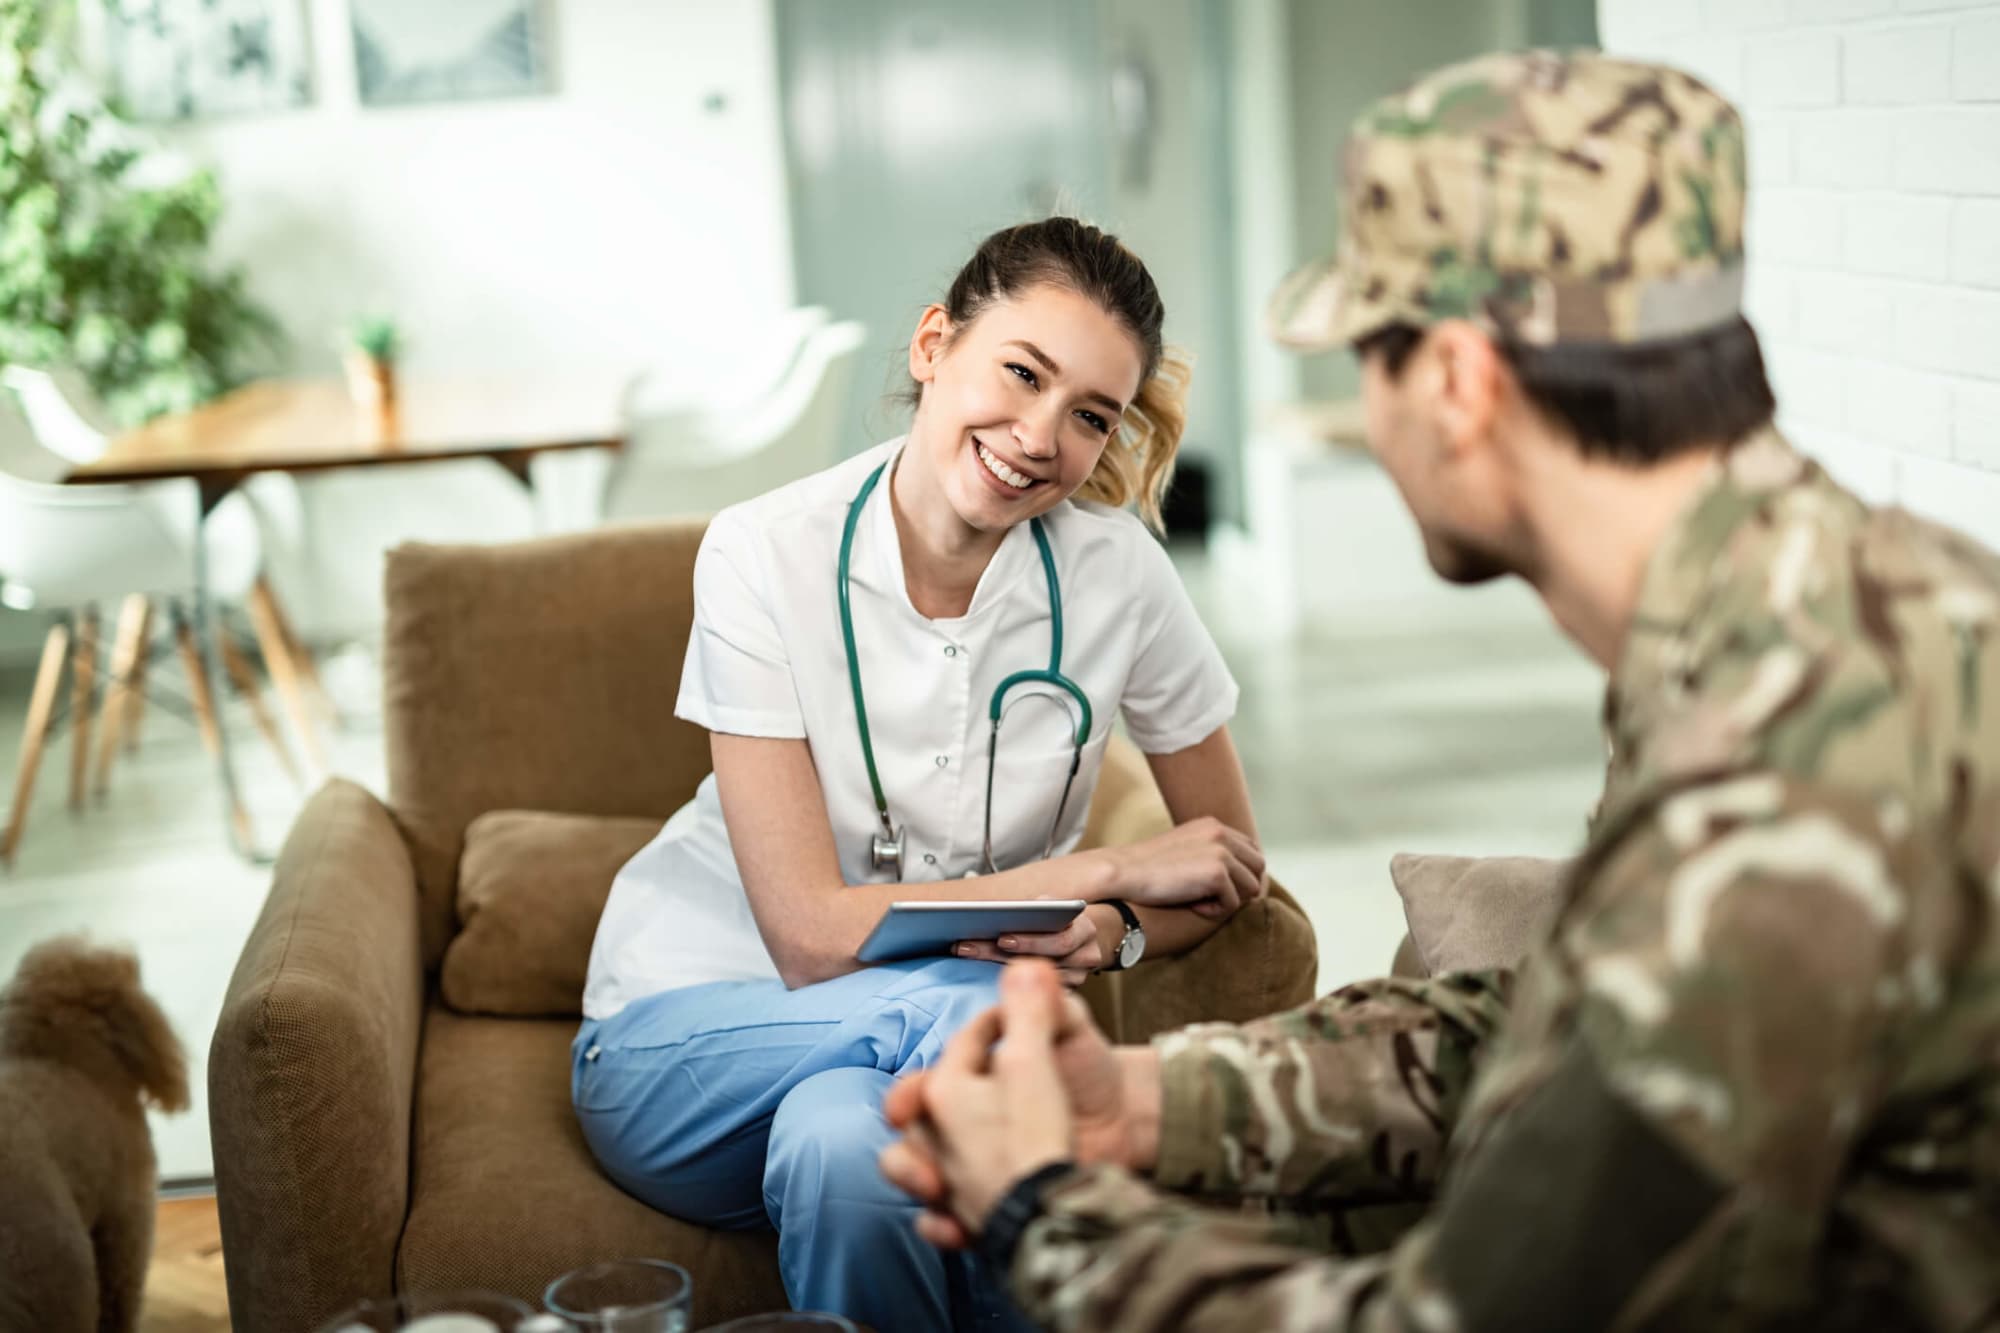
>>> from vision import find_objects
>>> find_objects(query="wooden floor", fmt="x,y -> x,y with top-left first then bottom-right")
144,1196 -> 229,1333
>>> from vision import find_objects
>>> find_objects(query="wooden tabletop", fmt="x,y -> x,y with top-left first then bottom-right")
64,373 -> 629,489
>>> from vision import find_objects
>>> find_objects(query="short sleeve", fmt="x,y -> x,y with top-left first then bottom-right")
1119,535 -> 1238,754
674,512 -> 808,738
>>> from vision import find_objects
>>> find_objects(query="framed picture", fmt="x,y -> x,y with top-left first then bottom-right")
351,0 -> 555,108
97,0 -> 314,122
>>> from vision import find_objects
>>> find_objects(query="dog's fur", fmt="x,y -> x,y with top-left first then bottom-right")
0,937 -> 187,1333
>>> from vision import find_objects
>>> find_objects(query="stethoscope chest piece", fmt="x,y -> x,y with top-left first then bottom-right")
870,822 -> 906,878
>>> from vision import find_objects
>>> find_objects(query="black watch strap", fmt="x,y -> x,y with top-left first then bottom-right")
980,1160 -> 1078,1276
1101,899 -> 1141,972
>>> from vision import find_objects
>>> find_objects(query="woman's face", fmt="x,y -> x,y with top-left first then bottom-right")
906,283 -> 1146,534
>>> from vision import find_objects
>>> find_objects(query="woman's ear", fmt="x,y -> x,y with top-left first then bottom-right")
908,304 -> 952,386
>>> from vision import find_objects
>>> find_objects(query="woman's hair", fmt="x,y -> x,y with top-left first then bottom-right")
919,217 -> 1189,532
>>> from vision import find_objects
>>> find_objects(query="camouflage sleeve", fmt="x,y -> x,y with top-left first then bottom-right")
1012,772 -> 1937,1332
1151,970 -> 1513,1202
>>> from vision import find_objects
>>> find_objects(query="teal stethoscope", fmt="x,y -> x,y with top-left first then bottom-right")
838,460 -> 1092,880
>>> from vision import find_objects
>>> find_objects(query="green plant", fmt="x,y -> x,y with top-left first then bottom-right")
347,315 -> 400,362
0,0 -> 279,424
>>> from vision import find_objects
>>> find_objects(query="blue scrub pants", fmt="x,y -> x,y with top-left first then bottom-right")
571,956 -> 1027,1330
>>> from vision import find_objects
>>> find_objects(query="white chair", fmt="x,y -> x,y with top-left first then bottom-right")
597,319 -> 869,524
1,365 -> 119,464
0,396 -> 301,864
530,307 -> 835,534
623,304 -> 830,424
1,364 -> 331,776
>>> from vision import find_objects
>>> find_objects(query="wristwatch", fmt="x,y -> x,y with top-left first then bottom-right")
1102,899 -> 1146,971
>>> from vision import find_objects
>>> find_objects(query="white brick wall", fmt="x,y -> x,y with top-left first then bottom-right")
1599,0 -> 2000,550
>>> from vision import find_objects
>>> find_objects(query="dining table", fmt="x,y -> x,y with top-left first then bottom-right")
62,371 -> 629,858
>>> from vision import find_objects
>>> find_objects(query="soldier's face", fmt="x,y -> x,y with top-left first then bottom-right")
1358,327 -> 1520,586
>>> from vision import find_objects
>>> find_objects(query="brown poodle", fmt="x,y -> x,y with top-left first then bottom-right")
0,936 -> 188,1333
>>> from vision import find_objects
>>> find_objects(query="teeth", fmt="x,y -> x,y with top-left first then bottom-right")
978,443 -> 1033,490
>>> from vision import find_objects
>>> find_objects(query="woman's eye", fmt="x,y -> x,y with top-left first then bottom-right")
1076,410 -> 1110,433
1005,362 -> 1038,388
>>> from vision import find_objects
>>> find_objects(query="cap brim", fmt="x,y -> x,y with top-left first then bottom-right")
1264,255 -> 1351,353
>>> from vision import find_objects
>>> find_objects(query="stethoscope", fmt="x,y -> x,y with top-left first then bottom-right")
838,459 -> 1092,881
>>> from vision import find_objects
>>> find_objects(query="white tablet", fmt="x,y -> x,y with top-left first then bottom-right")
856,900 -> 1089,964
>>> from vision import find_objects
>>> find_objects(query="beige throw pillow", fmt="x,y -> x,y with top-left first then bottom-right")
441,810 -> 663,1017
1389,853 -> 1573,976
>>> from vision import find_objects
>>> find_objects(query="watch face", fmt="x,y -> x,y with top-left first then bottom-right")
1118,927 -> 1146,969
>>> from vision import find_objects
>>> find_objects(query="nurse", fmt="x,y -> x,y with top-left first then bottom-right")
573,217 -> 1265,1328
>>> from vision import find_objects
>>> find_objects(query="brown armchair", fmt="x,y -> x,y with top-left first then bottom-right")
208,520 -> 1318,1331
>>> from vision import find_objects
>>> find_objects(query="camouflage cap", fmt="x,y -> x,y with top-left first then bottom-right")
1269,49 -> 1749,351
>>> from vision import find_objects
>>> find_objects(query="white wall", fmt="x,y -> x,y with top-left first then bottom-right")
156,0 -> 795,382
1598,0 -> 2000,551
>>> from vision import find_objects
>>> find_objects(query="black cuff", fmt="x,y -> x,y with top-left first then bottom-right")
979,1160 -> 1078,1276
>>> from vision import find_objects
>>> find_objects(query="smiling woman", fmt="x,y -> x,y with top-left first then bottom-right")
570,217 -> 1263,1331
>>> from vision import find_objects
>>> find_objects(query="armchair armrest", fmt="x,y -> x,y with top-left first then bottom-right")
208,780 -> 425,1333
1082,881 -> 1318,1044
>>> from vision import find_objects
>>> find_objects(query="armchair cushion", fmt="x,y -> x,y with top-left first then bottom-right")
1390,852 -> 1572,975
442,810 -> 664,1017
398,1006 -> 784,1324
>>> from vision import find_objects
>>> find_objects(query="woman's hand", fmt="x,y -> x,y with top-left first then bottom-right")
953,904 -> 1110,987
1101,816 -> 1265,918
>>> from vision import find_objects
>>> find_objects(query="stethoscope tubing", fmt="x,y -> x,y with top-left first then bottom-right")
839,458 -> 1091,881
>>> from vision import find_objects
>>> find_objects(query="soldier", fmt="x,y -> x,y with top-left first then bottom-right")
879,49 -> 2000,1331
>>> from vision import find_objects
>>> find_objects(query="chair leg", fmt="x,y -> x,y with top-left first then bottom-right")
93,594 -> 150,799
257,577 -> 337,725
3,621 -> 71,867
171,606 -> 252,850
219,632 -> 301,787
245,578 -> 328,778
67,607 -> 99,811
123,602 -> 153,755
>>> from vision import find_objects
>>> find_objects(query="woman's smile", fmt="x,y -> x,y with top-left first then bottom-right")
968,433 -> 1047,500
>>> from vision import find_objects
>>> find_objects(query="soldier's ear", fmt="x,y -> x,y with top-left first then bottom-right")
1426,320 -> 1505,463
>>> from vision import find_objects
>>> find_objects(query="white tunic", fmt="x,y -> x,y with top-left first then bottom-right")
582,441 -> 1238,1018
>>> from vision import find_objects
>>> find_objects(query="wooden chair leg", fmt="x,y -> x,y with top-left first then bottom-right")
123,601 -> 153,755
171,608 -> 251,850
68,606 -> 98,811
93,594 -> 150,799
219,632 -> 301,786
245,578 -> 327,778
256,576 -> 337,725
3,621 -> 70,867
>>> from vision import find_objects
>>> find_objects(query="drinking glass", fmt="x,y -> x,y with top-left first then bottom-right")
701,1316 -> 858,1332
313,1290 -> 542,1332
544,1259 -> 694,1333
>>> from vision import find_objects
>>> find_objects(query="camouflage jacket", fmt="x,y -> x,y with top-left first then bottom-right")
1008,430 -> 2000,1331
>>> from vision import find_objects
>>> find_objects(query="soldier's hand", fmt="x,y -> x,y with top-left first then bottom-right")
882,960 -> 1088,1239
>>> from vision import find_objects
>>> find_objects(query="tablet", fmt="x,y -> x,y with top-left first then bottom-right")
856,900 -> 1089,964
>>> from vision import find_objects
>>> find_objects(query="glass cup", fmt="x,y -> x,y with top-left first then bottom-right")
313,1290 -> 540,1332
701,1316 -> 859,1332
544,1259 -> 695,1333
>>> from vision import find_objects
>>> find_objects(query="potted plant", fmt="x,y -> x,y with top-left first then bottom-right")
0,0 -> 277,424
344,316 -> 400,413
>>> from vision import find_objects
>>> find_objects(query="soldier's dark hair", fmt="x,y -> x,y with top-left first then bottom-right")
1353,316 -> 1776,464
914,216 -> 1189,531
